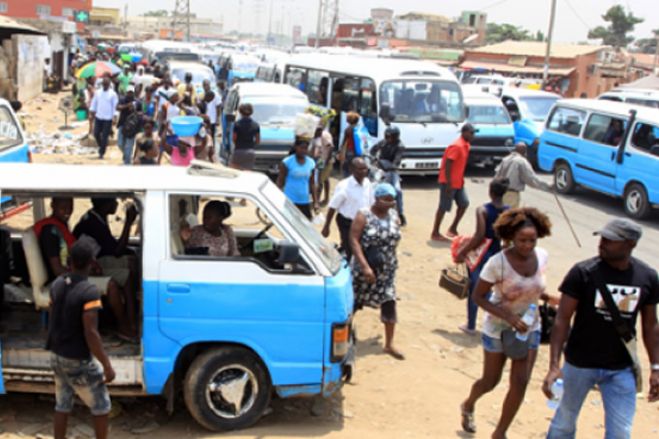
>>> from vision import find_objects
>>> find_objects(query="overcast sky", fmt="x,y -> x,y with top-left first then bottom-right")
96,0 -> 656,43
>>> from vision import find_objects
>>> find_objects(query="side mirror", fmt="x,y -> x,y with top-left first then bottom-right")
225,113 -> 236,123
379,104 -> 394,124
277,241 -> 300,265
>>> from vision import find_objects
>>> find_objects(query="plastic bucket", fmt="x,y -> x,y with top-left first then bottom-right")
171,116 -> 203,137
76,109 -> 88,121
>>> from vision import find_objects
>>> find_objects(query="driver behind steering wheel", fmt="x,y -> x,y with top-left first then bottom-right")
370,126 -> 406,226
182,201 -> 240,257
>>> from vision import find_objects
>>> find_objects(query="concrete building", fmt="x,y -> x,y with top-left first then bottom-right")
371,8 -> 394,38
393,11 -> 483,47
461,40 -> 630,97
126,15 -> 223,40
0,0 -> 91,20
89,7 -> 120,26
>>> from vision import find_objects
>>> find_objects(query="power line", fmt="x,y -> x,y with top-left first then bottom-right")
480,0 -> 512,11
562,0 -> 592,31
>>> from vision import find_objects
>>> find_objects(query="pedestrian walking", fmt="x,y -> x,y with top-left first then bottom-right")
277,138 -> 318,219
338,112 -> 361,177
431,123 -> 475,241
133,119 -> 159,165
495,142 -> 552,208
47,240 -> 115,439
371,126 -> 406,225
455,178 -> 510,335
350,183 -> 404,360
116,86 -> 142,165
89,76 -> 118,160
310,122 -> 334,206
544,218 -> 659,439
461,207 -> 554,439
230,103 -> 260,171
203,90 -> 222,149
322,158 -> 373,260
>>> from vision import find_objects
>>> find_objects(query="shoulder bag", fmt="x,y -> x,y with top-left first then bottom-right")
439,263 -> 470,300
594,274 -> 643,393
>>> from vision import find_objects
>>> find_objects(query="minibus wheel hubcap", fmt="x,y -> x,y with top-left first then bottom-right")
627,190 -> 642,213
206,364 -> 258,419
556,170 -> 568,189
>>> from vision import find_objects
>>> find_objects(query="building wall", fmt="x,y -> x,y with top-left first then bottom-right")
13,33 -> 49,101
394,19 -> 426,41
0,0 -> 91,19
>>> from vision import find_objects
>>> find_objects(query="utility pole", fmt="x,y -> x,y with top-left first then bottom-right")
543,0 -> 557,83
315,0 -> 323,48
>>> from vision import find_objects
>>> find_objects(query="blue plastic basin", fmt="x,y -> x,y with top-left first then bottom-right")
171,116 -> 202,137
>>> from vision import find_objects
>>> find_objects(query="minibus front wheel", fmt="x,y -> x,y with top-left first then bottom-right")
624,183 -> 650,220
183,346 -> 272,431
554,162 -> 575,194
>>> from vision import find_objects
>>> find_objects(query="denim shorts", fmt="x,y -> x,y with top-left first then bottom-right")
51,353 -> 111,416
438,184 -> 469,213
482,330 -> 541,353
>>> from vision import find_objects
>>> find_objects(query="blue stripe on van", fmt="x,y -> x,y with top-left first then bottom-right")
260,127 -> 295,142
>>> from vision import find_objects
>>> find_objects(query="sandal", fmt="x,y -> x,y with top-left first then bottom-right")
383,347 -> 405,360
461,404 -> 476,434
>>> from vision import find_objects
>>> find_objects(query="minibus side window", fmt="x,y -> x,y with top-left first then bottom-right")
359,78 -> 378,137
306,69 -> 329,106
547,107 -> 586,136
583,114 -> 627,146
631,122 -> 659,156
285,67 -> 307,92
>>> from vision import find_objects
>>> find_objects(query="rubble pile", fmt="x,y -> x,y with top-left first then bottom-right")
27,131 -> 98,155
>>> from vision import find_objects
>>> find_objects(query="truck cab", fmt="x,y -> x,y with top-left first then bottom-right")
0,161 -> 353,431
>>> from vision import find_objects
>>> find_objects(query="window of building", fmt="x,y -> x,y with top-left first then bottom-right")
583,114 -> 626,146
0,2 -> 8,13
62,7 -> 74,18
547,106 -> 586,136
36,4 -> 51,17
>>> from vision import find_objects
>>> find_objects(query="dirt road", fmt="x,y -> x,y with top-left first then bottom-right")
1,91 -> 657,438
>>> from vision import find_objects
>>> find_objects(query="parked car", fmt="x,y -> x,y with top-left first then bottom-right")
0,161 -> 354,431
464,91 -> 515,165
500,87 -> 560,166
221,82 -> 310,174
537,99 -> 659,219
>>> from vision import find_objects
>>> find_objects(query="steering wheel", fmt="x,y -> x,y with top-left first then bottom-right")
240,222 -> 275,252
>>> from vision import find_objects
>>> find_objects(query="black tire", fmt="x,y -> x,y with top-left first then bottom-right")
183,347 -> 271,431
554,162 -> 575,194
624,183 -> 651,220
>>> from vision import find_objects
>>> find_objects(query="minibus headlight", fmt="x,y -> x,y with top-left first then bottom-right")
331,323 -> 350,362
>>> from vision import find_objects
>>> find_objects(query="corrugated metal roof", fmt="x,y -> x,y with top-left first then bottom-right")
469,40 -> 605,58
460,60 -> 575,76
0,15 -> 44,35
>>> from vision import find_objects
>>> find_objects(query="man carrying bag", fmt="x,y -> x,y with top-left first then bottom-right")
543,218 -> 659,439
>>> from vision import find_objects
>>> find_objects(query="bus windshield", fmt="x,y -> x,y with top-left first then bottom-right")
380,80 -> 464,123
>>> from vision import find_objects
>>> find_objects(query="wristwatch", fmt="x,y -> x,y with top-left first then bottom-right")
652,364 -> 659,371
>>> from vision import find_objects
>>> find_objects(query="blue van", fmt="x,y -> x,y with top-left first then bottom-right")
538,99 -> 659,219
0,98 -> 30,215
500,88 -> 560,166
464,91 -> 515,165
0,162 -> 354,431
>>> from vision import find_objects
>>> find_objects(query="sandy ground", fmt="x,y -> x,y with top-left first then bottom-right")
1,90 -> 658,438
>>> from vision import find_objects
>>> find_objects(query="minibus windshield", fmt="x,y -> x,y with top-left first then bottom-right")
380,80 -> 464,124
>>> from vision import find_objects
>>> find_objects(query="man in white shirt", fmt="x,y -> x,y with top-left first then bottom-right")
495,142 -> 551,207
322,158 -> 373,260
89,76 -> 118,159
202,80 -> 222,148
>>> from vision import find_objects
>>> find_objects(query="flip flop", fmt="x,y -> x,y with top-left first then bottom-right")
383,347 -> 405,360
461,404 -> 476,434
430,234 -> 452,242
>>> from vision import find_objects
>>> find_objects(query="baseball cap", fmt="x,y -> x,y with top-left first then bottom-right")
593,218 -> 642,242
461,123 -> 478,133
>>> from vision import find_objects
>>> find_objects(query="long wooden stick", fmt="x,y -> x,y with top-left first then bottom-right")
553,191 -> 582,248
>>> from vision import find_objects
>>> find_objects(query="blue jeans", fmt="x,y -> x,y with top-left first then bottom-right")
547,362 -> 636,439
117,130 -> 135,165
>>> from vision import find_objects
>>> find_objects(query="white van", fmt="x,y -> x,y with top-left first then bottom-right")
598,88 -> 659,109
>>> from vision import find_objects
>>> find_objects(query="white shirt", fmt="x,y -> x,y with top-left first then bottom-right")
156,87 -> 177,111
166,103 -> 181,121
328,176 -> 374,220
205,94 -> 222,124
90,88 -> 118,121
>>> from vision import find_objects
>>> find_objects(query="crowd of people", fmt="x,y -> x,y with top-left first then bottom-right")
36,57 -> 659,439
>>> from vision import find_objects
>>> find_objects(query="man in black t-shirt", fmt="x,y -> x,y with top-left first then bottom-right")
544,218 -> 659,439
47,240 -> 115,439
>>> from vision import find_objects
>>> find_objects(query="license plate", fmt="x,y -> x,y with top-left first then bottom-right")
415,162 -> 439,169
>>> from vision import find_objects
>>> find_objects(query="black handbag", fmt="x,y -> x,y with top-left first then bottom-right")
539,301 -> 556,344
364,246 -> 386,271
439,264 -> 470,300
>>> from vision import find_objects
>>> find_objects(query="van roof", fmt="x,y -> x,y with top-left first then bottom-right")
554,98 -> 659,121
232,82 -> 307,99
463,90 -> 503,104
0,163 -> 270,193
500,87 -> 560,99
283,53 -> 458,83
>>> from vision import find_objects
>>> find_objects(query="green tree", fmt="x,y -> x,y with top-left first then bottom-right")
141,10 -> 169,17
635,29 -> 659,54
486,23 -> 533,44
588,5 -> 643,47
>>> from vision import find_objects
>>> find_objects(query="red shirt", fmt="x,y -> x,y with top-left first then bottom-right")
438,136 -> 470,189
